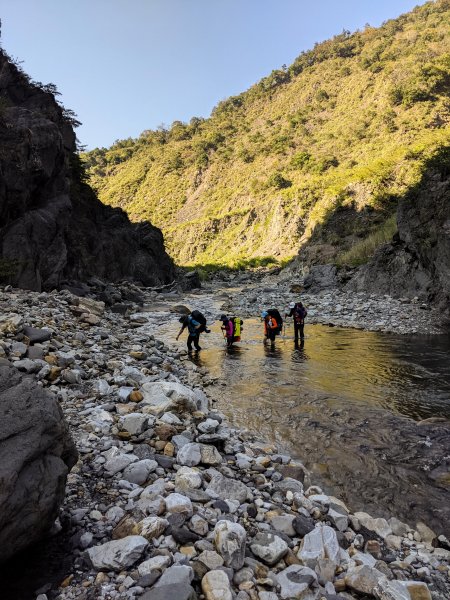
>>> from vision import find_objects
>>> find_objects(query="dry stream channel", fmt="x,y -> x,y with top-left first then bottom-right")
158,295 -> 450,538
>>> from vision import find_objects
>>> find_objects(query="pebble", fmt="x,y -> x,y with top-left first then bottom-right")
0,282 -> 447,600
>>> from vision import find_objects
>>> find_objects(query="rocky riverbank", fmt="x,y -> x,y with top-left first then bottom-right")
0,283 -> 449,600
214,273 -> 443,335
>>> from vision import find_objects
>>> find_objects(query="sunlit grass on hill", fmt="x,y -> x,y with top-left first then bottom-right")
335,214 -> 398,266
82,0 -> 450,268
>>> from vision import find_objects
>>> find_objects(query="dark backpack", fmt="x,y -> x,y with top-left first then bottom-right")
268,309 -> 283,334
190,310 -> 207,327
294,304 -> 307,322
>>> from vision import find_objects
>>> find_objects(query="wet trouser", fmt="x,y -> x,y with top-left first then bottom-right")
187,334 -> 201,351
266,330 -> 276,343
294,321 -> 305,341
226,336 -> 234,347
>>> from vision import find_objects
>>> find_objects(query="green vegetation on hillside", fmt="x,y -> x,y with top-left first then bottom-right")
83,0 -> 450,268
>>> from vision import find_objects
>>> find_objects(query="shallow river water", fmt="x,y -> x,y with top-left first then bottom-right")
163,316 -> 450,535
2,308 -> 450,600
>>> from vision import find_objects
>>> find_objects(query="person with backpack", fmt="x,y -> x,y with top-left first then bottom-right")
261,310 -> 282,345
220,314 -> 235,347
219,314 -> 244,347
190,309 -> 211,334
176,314 -> 202,351
286,301 -> 307,343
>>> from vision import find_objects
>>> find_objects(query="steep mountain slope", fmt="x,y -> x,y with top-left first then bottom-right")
0,50 -> 174,291
84,0 -> 450,269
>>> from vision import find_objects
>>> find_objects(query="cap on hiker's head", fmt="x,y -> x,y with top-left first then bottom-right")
289,302 -> 295,308
261,311 -> 268,318
220,314 -> 227,321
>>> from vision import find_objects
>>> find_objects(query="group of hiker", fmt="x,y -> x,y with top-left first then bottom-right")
262,302 -> 307,345
176,301 -> 307,351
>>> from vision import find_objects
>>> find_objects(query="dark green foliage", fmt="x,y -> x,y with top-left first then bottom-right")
267,173 -> 292,189
316,89 -> 330,102
238,147 -> 254,163
164,151 -> 184,173
290,152 -> 311,169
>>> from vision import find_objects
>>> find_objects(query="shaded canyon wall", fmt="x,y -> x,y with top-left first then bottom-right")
0,50 -> 174,291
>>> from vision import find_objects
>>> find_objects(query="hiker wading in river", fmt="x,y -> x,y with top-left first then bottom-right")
176,314 -> 202,351
220,314 -> 235,347
262,310 -> 280,346
286,301 -> 307,343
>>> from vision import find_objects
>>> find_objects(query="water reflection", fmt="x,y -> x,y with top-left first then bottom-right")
292,340 -> 308,361
158,317 -> 450,534
173,320 -> 450,421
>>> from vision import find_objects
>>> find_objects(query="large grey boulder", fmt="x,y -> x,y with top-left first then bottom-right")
374,577 -> 432,600
142,381 -> 208,415
214,520 -> 247,570
277,565 -> 319,600
87,535 -> 148,571
298,525 -> 340,570
205,471 -> 250,504
250,531 -> 289,566
201,569 -> 232,600
0,365 -> 77,563
304,265 -> 339,293
141,565 -> 196,600
345,564 -> 384,595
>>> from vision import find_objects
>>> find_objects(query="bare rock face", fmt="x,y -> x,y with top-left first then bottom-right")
304,265 -> 339,293
0,364 -> 78,563
0,50 -> 174,291
348,150 -> 450,322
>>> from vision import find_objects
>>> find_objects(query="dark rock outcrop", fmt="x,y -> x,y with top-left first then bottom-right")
0,50 -> 174,291
178,270 -> 201,291
304,265 -> 339,293
348,148 -> 450,320
0,364 -> 78,563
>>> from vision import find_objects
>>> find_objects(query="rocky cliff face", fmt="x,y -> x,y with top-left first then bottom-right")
0,50 -> 174,291
349,148 -> 450,321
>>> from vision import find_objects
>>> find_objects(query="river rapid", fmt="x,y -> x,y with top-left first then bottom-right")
157,290 -> 450,537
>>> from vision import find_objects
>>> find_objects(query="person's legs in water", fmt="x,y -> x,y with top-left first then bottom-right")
193,333 -> 202,351
294,321 -> 305,342
294,338 -> 305,350
187,335 -> 194,351
268,330 -> 276,347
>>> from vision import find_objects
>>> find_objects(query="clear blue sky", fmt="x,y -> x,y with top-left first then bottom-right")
1,0 -> 425,150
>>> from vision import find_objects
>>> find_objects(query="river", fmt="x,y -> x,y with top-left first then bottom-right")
160,313 -> 450,536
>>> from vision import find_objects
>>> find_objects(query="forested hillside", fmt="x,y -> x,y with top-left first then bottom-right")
83,0 -> 450,269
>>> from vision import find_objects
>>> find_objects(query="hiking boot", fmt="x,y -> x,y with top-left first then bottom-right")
205,328 -> 211,333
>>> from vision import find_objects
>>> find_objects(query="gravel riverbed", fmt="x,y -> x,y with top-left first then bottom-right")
0,281 -> 448,600
215,274 -> 443,335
